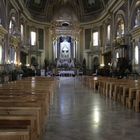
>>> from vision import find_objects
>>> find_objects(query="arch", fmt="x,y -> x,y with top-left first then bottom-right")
31,56 -> 38,66
8,9 -> 18,34
20,17 -> 26,41
115,10 -> 126,23
9,47 -> 16,63
92,56 -> 99,73
0,45 -> 3,64
8,9 -> 17,22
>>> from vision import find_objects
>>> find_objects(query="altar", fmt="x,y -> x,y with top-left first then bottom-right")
58,70 -> 75,76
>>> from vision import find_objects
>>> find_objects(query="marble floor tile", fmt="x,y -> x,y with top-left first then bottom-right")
43,77 -> 140,140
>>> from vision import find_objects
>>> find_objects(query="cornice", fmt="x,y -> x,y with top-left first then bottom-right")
131,26 -> 140,39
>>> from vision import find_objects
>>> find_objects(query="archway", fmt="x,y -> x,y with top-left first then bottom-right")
92,57 -> 99,73
51,4 -> 80,69
31,56 -> 38,67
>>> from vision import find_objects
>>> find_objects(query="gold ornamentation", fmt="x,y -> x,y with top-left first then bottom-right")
0,25 -> 8,38
10,36 -> 20,47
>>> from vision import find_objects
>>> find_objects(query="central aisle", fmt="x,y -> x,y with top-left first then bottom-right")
43,77 -> 140,140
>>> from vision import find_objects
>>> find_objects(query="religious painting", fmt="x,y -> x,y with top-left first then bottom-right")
60,40 -> 71,59
82,0 -> 103,13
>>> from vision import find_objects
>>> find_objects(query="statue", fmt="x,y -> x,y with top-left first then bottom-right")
117,20 -> 124,37
135,9 -> 140,27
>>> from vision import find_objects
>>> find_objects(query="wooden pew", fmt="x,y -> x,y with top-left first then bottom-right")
0,77 -> 56,140
0,93 -> 48,134
0,115 -> 36,140
133,90 -> 140,112
0,129 -> 30,140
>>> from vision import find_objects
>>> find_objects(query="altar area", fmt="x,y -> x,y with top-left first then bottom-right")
51,36 -> 84,76
58,70 -> 75,76
56,59 -> 76,76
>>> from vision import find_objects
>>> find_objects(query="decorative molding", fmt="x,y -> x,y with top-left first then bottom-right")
51,20 -> 80,38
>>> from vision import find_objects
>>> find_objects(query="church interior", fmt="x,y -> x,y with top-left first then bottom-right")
1,0 -> 140,140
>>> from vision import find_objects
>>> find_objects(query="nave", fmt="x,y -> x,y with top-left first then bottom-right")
43,77 -> 140,140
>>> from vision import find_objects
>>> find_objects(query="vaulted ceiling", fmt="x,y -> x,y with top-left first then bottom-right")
23,0 -> 109,22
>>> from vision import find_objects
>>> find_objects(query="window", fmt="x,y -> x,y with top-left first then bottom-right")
116,52 -> 119,59
21,24 -> 24,41
93,32 -> 99,46
0,45 -> 2,64
9,15 -> 16,34
107,25 -> 111,41
135,9 -> 140,27
9,20 -> 12,29
10,48 -> 15,63
14,51 -> 17,64
9,20 -> 13,34
31,31 -> 36,46
135,46 -> 139,64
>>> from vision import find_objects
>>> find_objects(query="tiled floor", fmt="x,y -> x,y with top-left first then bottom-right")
43,77 -> 140,140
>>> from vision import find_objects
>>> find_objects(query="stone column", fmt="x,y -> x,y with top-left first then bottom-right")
44,26 -> 52,61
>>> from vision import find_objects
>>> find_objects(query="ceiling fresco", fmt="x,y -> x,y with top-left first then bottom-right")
22,0 -> 109,22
